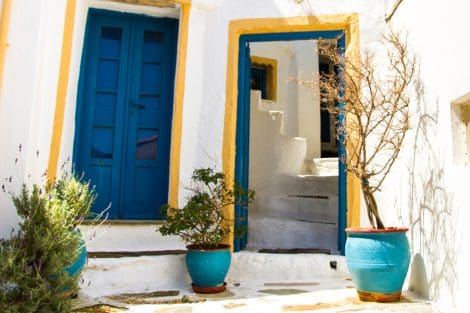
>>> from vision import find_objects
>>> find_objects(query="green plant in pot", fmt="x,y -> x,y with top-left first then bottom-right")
299,30 -> 419,302
158,168 -> 254,293
0,169 -> 96,312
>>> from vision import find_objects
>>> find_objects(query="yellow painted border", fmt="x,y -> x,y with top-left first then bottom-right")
168,1 -> 191,207
251,55 -> 277,102
223,14 -> 361,245
47,0 -> 191,202
0,0 -> 12,96
47,0 -> 77,181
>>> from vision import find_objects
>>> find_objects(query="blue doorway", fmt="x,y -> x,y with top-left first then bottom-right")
73,10 -> 178,219
234,31 -> 347,254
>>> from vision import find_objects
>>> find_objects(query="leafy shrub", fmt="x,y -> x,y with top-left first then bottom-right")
0,173 -> 95,313
158,168 -> 254,249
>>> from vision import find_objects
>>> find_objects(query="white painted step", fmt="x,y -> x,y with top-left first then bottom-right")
258,194 -> 338,224
266,174 -> 338,197
79,224 -> 186,253
246,216 -> 338,251
79,252 -> 349,298
305,157 -> 339,176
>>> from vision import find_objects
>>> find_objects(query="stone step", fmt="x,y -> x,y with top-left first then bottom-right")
256,194 -> 338,224
246,216 -> 338,252
265,174 -> 338,198
304,157 -> 339,176
79,252 -> 349,298
79,223 -> 186,253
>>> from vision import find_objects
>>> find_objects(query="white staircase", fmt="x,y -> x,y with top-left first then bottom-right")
247,174 -> 339,252
248,90 -> 340,252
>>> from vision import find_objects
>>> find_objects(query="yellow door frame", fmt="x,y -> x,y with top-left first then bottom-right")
222,14 -> 361,247
47,0 -> 191,214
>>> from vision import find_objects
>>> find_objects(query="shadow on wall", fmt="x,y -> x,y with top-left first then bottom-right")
403,81 -> 458,305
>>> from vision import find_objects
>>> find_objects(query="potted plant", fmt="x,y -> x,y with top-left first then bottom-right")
158,168 -> 254,293
300,31 -> 418,302
0,166 -> 97,311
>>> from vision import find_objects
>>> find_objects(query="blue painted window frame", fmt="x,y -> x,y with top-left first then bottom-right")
235,30 -> 347,254
250,66 -> 268,99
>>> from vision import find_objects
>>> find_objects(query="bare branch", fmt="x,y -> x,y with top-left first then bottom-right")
296,30 -> 418,229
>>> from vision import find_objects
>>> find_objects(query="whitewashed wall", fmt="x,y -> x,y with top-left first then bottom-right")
5,0 -> 469,310
370,0 -> 470,311
0,0 -> 67,238
251,40 -> 320,159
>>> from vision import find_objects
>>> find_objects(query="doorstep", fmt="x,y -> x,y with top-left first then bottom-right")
79,223 -> 186,253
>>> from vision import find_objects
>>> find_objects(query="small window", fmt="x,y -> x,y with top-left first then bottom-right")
250,56 -> 277,102
451,92 -> 470,166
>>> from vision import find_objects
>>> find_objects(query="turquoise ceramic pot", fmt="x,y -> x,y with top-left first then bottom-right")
65,238 -> 87,277
345,227 -> 410,302
186,244 -> 231,290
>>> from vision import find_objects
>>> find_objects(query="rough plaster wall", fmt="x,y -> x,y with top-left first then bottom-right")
371,0 -> 470,311
0,0 -> 65,238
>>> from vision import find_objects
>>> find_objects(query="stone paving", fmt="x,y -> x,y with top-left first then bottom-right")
73,281 -> 444,313
73,252 -> 447,312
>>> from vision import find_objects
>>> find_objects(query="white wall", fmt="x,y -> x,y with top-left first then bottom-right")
251,40 -> 321,159
369,0 -> 470,311
0,0 -> 66,238
292,40 -> 320,159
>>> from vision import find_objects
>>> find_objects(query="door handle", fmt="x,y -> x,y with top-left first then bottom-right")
130,101 -> 145,109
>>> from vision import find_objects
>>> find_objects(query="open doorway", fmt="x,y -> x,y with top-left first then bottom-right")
234,31 -> 346,254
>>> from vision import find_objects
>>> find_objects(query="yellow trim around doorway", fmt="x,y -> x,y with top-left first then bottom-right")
223,14 -> 361,245
168,1 -> 191,208
0,0 -> 12,97
47,0 -> 77,182
47,0 -> 192,203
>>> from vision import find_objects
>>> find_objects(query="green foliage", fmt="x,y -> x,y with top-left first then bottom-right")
158,168 -> 254,249
0,173 -> 96,313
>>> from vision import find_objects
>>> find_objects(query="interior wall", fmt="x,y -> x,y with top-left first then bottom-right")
250,40 -> 320,158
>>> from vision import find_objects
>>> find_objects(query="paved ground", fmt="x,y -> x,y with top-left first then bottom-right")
73,281 -> 444,313
73,252 -> 448,312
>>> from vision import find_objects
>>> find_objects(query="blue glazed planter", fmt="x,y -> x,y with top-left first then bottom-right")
186,244 -> 231,292
65,238 -> 87,277
345,227 -> 410,302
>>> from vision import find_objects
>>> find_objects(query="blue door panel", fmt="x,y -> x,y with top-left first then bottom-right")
120,18 -> 177,219
75,14 -> 131,218
74,10 -> 177,219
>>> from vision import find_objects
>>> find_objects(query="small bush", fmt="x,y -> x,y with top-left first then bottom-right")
158,168 -> 254,249
0,173 -> 95,313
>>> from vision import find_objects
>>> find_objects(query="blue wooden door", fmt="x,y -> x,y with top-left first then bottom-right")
234,42 -> 251,251
74,10 -> 178,219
